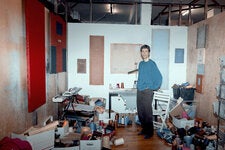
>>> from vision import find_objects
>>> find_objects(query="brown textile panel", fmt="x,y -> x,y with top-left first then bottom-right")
89,36 -> 104,85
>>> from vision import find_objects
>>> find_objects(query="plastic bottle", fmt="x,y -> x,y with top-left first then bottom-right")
206,142 -> 215,150
124,115 -> 128,126
121,115 -> 125,125
133,80 -> 137,88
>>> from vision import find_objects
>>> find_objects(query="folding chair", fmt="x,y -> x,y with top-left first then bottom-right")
152,91 -> 171,132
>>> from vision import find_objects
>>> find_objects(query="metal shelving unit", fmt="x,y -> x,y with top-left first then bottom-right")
216,57 -> 225,150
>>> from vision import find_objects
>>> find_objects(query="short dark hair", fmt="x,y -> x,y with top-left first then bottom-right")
140,44 -> 150,52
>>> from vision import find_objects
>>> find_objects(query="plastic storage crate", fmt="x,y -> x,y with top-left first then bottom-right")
180,88 -> 195,100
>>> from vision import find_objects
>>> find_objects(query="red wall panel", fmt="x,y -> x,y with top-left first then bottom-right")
25,0 -> 46,112
50,13 -> 66,73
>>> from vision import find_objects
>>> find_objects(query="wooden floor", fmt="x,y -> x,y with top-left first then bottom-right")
110,124 -> 172,150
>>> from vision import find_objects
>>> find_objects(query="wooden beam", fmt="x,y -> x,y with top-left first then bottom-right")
135,3 -> 138,24
89,0 -> 93,22
211,0 -> 220,6
152,6 -> 168,21
189,0 -> 200,4
188,5 -> 192,26
159,14 -> 161,25
204,0 -> 208,19
178,5 -> 182,26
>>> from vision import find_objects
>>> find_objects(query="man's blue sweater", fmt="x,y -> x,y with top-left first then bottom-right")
137,59 -> 162,91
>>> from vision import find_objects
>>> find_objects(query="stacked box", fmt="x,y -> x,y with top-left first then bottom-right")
11,129 -> 55,150
53,146 -> 79,150
80,139 -> 101,150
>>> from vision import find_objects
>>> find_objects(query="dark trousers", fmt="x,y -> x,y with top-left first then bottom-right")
137,89 -> 154,136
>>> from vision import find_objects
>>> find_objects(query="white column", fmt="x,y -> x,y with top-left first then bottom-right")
140,0 -> 152,25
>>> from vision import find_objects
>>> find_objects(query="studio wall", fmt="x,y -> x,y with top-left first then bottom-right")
187,12 -> 225,124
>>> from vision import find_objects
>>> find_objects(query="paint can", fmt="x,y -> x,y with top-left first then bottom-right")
102,135 -> 111,149
73,140 -> 80,146
108,119 -> 113,126
99,120 -> 104,127
81,126 -> 91,135
69,127 -> 74,133
117,83 -> 120,88
121,82 -> 124,88
114,137 -> 124,146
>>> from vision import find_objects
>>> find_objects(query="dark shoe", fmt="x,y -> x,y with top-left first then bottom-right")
137,131 -> 144,135
144,134 -> 153,139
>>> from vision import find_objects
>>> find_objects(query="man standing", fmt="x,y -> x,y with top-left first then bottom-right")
137,44 -> 162,139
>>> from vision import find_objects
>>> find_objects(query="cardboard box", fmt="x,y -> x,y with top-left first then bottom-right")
170,102 -> 194,128
170,103 -> 185,118
53,146 -> 79,150
79,140 -> 102,150
11,129 -> 55,150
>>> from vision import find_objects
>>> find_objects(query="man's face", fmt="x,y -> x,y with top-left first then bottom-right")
141,48 -> 150,60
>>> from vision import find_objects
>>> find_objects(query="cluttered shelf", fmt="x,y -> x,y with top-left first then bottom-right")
215,57 -> 225,150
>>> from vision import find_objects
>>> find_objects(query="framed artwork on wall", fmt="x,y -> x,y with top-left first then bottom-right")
77,59 -> 86,73
196,74 -> 203,93
110,43 -> 142,74
196,25 -> 208,49
197,48 -> 205,75
175,48 -> 184,63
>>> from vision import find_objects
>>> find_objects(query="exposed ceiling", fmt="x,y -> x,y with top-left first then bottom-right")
39,0 -> 225,26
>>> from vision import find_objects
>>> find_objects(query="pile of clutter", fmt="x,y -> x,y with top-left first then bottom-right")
157,118 -> 220,150
156,99 -> 222,150
171,120 -> 218,150
54,96 -> 134,150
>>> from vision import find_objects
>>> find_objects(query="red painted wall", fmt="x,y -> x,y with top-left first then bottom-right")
50,12 -> 67,73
